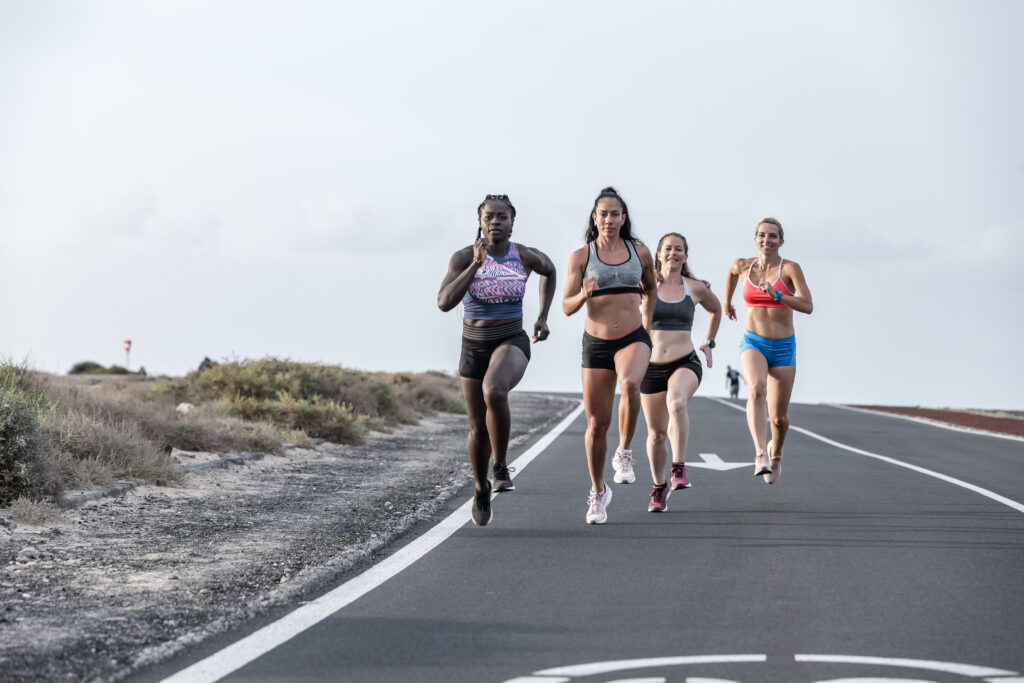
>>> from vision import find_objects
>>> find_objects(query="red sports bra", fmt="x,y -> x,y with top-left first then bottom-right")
742,259 -> 793,308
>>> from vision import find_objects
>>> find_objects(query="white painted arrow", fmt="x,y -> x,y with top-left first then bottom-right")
686,452 -> 750,471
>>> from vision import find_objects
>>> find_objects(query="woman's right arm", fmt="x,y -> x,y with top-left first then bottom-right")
723,258 -> 743,321
562,247 -> 592,316
437,245 -> 482,312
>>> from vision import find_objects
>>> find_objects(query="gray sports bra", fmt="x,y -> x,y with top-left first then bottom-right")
650,279 -> 695,331
584,240 -> 643,296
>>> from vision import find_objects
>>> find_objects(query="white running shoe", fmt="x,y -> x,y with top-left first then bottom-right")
586,484 -> 613,524
612,448 -> 635,484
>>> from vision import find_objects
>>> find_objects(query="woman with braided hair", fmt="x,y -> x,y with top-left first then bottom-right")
438,194 -> 556,526
563,187 -> 657,524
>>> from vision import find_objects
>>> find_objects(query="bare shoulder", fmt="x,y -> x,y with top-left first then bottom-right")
633,240 -> 654,260
568,244 -> 589,267
730,256 -> 754,275
686,276 -> 710,296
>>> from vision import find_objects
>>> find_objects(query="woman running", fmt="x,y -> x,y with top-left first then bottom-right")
640,233 -> 721,512
724,217 -> 813,484
438,194 -> 557,525
563,187 -> 656,524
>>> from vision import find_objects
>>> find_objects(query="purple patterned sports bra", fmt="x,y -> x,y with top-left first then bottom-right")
461,242 -> 528,320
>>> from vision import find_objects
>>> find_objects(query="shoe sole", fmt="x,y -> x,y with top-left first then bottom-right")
671,482 -> 692,490
493,481 -> 515,492
613,473 -> 636,484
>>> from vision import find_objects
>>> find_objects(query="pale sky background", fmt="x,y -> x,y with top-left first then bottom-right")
1,0 -> 1021,409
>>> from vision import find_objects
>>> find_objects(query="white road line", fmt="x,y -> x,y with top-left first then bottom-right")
159,400 -> 586,683
831,403 -> 1024,443
794,654 -> 1016,677
707,397 -> 1024,515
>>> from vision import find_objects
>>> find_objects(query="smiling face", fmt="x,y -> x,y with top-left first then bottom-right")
478,199 -> 514,241
591,197 -> 626,240
657,234 -> 688,274
754,221 -> 784,254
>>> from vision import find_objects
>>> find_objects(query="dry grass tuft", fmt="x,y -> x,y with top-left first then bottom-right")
8,495 -> 63,525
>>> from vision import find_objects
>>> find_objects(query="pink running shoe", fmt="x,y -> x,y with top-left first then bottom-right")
648,482 -> 671,512
670,462 -> 691,490
754,451 -> 772,477
586,484 -> 613,524
612,448 -> 636,484
765,440 -> 782,484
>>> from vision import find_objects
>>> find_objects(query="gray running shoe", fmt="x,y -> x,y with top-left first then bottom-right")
492,462 -> 516,492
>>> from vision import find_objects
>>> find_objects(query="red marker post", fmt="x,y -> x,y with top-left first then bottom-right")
124,339 -> 131,370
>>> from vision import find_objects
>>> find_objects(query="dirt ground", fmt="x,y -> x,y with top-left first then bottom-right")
1,397 -> 1020,682
850,404 -> 1024,438
0,392 -> 579,683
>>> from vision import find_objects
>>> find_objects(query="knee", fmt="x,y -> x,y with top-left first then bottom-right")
771,414 -> 790,432
481,383 -> 509,408
618,376 -> 641,398
748,382 -> 768,401
648,429 -> 667,448
666,395 -> 689,416
587,415 -> 611,436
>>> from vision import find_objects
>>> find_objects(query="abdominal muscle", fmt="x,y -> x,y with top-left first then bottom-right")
584,293 -> 643,340
649,329 -> 694,363
744,306 -> 795,339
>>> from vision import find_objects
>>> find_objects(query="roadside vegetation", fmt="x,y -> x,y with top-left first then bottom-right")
0,359 -> 464,507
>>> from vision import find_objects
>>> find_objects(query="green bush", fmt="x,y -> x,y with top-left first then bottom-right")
69,361 -> 130,375
69,361 -> 105,375
0,369 -> 60,505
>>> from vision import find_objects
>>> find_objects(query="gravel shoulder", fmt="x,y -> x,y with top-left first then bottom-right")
0,392 -> 579,683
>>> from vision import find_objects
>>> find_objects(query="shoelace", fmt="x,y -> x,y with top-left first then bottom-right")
616,451 -> 633,469
494,464 -> 516,478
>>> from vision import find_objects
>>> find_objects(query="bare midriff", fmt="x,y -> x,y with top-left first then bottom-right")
649,329 -> 694,363
584,292 -> 643,339
745,304 -> 794,339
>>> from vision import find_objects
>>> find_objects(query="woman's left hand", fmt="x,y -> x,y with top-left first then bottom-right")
532,319 -> 550,343
699,343 -> 713,368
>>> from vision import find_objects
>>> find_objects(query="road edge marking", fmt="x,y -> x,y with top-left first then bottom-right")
707,397 -> 1024,515
158,400 -> 586,683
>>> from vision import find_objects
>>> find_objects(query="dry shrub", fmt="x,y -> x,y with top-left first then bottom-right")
8,496 -> 63,525
153,359 -> 463,443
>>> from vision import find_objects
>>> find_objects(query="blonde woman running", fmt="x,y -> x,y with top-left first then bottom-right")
724,217 -> 813,484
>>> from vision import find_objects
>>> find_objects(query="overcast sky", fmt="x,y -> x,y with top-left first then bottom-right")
1,0 -> 1021,409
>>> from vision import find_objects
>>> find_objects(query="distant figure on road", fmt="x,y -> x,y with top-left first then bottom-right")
437,194 -> 556,526
725,365 -> 742,398
563,187 -> 656,524
724,217 -> 813,484
640,233 -> 721,512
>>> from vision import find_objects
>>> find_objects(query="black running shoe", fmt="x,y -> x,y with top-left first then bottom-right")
492,462 -> 516,492
471,480 -> 493,526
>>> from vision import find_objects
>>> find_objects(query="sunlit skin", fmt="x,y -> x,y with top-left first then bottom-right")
641,234 -> 721,486
723,221 -> 813,477
438,199 -> 557,494
563,196 -> 657,494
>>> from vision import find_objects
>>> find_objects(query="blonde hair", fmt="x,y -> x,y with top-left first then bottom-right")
756,217 -> 784,239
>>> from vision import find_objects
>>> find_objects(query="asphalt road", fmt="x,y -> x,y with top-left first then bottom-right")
142,396 -> 1024,683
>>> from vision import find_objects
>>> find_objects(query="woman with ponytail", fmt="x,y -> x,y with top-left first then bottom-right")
640,233 -> 721,512
562,187 -> 656,524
